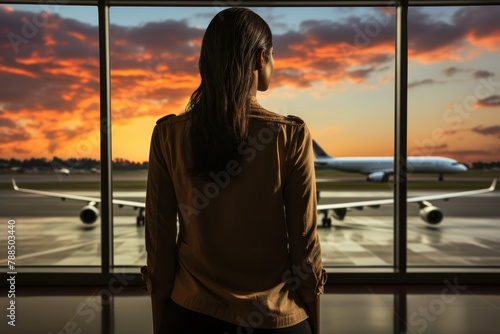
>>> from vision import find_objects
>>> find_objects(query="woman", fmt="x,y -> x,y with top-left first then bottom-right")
143,7 -> 326,334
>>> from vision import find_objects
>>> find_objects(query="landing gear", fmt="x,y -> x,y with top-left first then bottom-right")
136,208 -> 145,226
322,216 -> 332,228
320,210 -> 332,228
438,173 -> 443,181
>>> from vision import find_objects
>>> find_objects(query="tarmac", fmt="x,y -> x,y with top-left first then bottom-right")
1,173 -> 499,268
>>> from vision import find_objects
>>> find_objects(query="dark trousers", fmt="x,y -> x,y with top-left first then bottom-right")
159,299 -> 312,334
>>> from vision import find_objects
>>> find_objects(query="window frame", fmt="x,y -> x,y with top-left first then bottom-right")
2,0 -> 499,285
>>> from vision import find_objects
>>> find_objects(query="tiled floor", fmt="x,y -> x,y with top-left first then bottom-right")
1,284 -> 499,334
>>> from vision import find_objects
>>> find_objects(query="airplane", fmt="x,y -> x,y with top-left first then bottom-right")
55,168 -> 70,175
12,178 -> 496,228
313,140 -> 468,182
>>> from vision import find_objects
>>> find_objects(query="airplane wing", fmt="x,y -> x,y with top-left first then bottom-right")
12,179 -> 145,208
12,178 -> 145,226
12,178 -> 496,227
317,179 -> 496,226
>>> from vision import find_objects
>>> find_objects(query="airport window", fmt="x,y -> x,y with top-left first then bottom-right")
0,1 -> 499,283
407,5 -> 500,268
108,5 -> 396,268
0,4 -> 101,267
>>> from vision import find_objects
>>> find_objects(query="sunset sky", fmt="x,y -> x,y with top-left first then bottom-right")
1,5 -> 499,163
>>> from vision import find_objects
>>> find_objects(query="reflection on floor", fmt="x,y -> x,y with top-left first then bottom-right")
1,284 -> 499,334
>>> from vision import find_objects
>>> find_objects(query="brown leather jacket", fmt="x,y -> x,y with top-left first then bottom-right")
143,102 -> 327,329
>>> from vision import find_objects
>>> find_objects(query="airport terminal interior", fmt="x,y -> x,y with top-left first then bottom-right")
1,0 -> 500,333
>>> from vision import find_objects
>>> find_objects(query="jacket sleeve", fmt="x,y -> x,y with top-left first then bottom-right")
144,124 -> 178,299
283,123 -> 327,303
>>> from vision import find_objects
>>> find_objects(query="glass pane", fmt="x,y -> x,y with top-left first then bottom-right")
407,6 -> 500,267
0,4 -> 101,266
292,6 -> 396,267
109,6 -> 395,268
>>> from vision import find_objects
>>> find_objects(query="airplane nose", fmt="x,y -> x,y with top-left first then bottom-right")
459,164 -> 468,172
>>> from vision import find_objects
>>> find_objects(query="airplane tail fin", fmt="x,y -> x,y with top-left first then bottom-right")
312,140 -> 332,159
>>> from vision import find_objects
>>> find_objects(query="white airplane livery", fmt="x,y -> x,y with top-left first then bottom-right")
313,140 -> 468,182
12,178 -> 496,228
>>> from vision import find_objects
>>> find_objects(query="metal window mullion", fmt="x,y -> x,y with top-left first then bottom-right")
98,0 -> 113,273
394,0 -> 408,274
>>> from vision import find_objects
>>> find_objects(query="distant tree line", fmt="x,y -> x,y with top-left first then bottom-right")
0,157 -> 148,171
1,157 -> 499,172
470,161 -> 500,170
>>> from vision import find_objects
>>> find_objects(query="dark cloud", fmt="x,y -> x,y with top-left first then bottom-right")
12,147 -> 29,155
472,70 -> 495,79
299,15 -> 394,49
443,67 -> 495,81
452,6 -> 500,40
273,30 -> 306,59
44,128 -> 80,141
108,20 -> 203,78
472,125 -> 500,136
273,68 -> 313,88
408,9 -> 467,54
443,67 -> 467,76
126,19 -> 199,44
347,67 -> 375,82
308,58 -> 341,72
408,7 -> 500,59
367,54 -> 393,65
0,116 -> 30,142
477,95 -> 500,107
408,79 -> 437,89
1,128 -> 31,142
0,117 -> 16,127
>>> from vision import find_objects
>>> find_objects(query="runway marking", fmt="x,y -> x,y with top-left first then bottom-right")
408,243 -> 437,253
0,239 -> 100,264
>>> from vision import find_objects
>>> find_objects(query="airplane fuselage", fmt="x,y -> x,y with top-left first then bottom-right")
315,156 -> 468,174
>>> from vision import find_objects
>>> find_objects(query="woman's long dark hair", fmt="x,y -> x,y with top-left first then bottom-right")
186,7 -> 272,178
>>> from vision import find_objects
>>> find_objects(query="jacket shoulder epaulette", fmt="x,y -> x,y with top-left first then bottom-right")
156,114 -> 176,124
285,114 -> 305,125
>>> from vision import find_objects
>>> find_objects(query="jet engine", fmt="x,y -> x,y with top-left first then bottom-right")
367,171 -> 389,182
80,203 -> 99,225
419,203 -> 443,225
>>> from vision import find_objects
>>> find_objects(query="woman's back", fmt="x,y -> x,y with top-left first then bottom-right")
144,7 -> 325,334
146,101 -> 322,328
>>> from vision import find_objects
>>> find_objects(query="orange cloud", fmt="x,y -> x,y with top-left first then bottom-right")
0,64 -> 38,78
